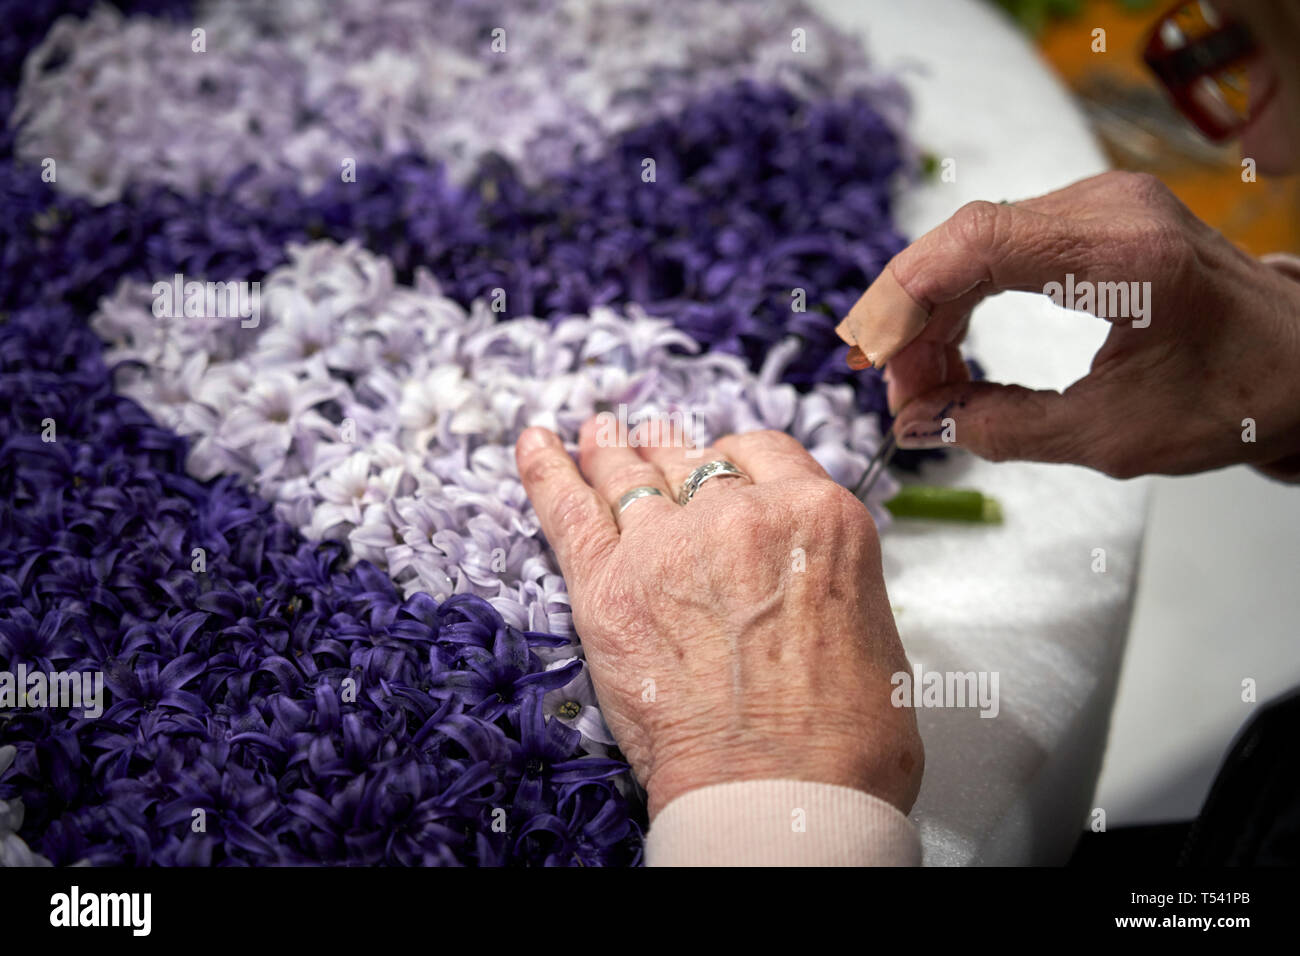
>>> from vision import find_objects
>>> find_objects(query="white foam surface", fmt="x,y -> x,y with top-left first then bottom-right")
812,0 -> 1150,864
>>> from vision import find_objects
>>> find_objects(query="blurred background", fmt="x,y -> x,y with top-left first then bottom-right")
999,0 -> 1299,253
993,0 -> 1300,830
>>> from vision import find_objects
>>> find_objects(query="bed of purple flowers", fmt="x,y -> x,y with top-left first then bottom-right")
0,0 -> 954,865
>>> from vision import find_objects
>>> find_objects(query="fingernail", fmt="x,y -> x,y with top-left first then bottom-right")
579,416 -> 603,446
847,346 -> 871,370
893,397 -> 962,450
517,426 -> 553,454
894,429 -> 948,450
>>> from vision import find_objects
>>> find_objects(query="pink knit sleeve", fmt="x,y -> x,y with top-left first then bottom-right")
645,779 -> 921,866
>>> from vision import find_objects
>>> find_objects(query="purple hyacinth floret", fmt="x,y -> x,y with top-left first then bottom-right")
0,301 -> 644,865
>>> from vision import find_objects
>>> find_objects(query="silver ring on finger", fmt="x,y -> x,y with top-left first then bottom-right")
678,459 -> 749,506
616,485 -> 666,517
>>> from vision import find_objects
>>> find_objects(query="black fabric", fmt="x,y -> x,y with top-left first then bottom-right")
1070,822 -> 1192,867
1179,688 -> 1300,865
1069,688 -> 1300,867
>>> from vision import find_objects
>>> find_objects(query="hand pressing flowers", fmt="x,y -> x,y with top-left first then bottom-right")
515,421 -> 924,819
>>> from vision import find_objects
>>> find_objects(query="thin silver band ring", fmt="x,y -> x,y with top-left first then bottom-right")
617,486 -> 666,516
678,459 -> 749,506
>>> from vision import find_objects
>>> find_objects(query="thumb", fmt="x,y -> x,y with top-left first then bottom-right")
891,380 -> 1120,471
836,197 -> 1139,369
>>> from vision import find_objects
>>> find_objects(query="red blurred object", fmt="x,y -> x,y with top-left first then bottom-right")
1143,0 -> 1265,141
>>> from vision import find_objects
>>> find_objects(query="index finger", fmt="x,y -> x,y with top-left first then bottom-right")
515,426 -> 619,582
836,198 -> 1130,368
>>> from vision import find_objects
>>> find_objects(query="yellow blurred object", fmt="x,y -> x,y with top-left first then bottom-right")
1036,0 -> 1299,255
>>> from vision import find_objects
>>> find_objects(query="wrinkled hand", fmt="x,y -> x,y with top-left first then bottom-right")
515,422 -> 923,819
836,171 -> 1300,480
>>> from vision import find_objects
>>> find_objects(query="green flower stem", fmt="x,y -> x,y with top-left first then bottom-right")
884,484 -> 1004,523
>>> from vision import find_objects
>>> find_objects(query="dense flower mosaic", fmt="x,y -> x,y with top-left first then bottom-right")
1,296 -> 648,865
0,0 -> 959,865
95,240 -> 897,620
14,0 -> 899,201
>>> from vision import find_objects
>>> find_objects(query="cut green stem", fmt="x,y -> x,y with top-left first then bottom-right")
884,484 -> 1003,523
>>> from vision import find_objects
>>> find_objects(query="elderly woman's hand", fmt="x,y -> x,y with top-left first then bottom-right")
514,421 -> 923,819
837,171 -> 1300,481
